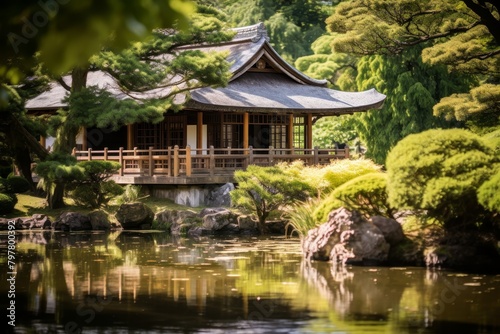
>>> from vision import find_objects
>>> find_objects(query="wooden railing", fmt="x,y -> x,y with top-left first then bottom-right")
71,146 -> 349,177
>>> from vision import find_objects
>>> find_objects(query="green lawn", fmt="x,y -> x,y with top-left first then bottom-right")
3,192 -> 202,222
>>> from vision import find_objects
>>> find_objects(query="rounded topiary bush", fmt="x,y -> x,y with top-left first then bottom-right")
332,172 -> 395,219
7,175 -> 32,193
0,193 -> 17,214
386,128 -> 499,228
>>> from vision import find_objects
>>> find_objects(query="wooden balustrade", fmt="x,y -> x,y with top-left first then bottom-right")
71,145 -> 350,178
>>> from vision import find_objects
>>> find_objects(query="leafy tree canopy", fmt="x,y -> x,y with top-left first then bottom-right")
327,0 -> 500,129
1,0 -> 195,85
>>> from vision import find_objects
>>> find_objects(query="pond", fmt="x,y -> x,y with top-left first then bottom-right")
1,231 -> 499,333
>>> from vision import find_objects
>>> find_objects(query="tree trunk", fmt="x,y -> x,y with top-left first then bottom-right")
48,183 -> 65,209
50,66 -> 89,208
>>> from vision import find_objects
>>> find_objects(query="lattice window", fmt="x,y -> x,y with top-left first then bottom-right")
167,115 -> 186,147
135,122 -> 162,149
271,125 -> 287,149
293,116 -> 305,149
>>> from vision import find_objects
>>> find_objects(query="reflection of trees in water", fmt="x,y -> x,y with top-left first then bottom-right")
300,261 -> 500,332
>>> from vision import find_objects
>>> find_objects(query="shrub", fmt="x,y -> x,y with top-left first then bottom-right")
231,165 -> 314,233
0,193 -> 17,214
386,129 -> 499,229
331,172 -> 395,219
7,175 -> 32,193
477,170 -> 500,213
68,161 -> 123,209
322,158 -> 382,191
313,193 -> 344,224
276,158 -> 382,197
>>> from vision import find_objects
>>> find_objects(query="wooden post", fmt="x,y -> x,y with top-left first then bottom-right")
306,113 -> 313,150
148,146 -> 154,176
104,147 -> 108,160
269,146 -> 274,165
243,112 -> 249,152
186,145 -> 192,177
167,146 -> 172,177
197,112 -> 203,151
173,145 -> 179,177
313,146 -> 319,165
127,125 -> 133,150
88,148 -> 92,161
345,146 -> 350,159
209,146 -> 215,176
249,146 -> 254,166
119,147 -> 124,176
287,114 -> 294,152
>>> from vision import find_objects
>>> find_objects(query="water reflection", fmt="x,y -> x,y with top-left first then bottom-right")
0,231 -> 499,333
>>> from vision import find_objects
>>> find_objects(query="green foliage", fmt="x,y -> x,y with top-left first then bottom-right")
386,128 -> 499,228
312,194 -> 343,225
330,172 -> 395,219
327,0 -> 500,141
312,116 -> 358,149
222,0 -> 330,62
0,193 -> 17,215
1,0 -> 195,80
322,158 -> 382,190
477,170 -> 500,213
231,165 -> 313,232
352,47 -> 470,164
35,154 -> 83,194
285,199 -> 321,237
116,185 -> 147,205
68,161 -> 124,209
6,175 -> 31,193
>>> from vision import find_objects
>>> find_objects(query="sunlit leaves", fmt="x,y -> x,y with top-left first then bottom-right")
386,128 -> 499,227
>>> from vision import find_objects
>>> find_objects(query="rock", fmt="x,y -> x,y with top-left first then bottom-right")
205,183 -> 234,207
54,212 -> 92,231
88,211 -> 111,230
30,214 -> 52,229
155,209 -> 199,235
370,216 -> 405,245
115,202 -> 154,229
0,215 -> 52,230
302,208 -> 390,265
423,232 -> 500,273
198,207 -> 227,217
202,209 -> 239,232
238,215 -> 256,230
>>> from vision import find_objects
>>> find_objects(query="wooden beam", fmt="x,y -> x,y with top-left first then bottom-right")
306,113 -> 313,149
127,125 -> 134,150
243,112 -> 249,150
197,112 -> 203,150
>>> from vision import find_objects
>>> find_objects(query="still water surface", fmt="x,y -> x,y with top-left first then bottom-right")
1,231 -> 499,333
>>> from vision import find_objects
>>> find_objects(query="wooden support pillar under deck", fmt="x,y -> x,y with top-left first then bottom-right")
243,112 -> 249,151
306,113 -> 313,150
197,112 -> 203,150
127,124 -> 133,150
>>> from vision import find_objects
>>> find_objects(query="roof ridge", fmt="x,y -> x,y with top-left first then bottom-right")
231,22 -> 269,42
